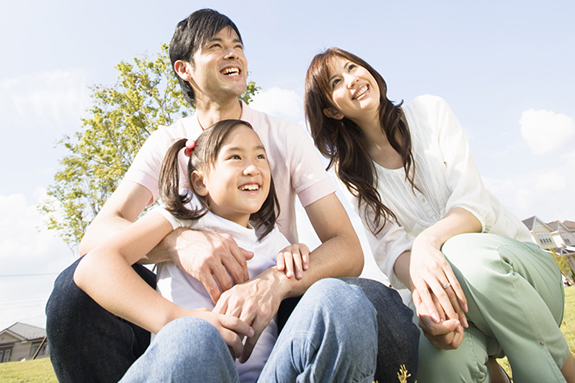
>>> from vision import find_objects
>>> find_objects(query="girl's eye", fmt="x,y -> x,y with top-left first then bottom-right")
229,154 -> 241,160
256,154 -> 266,160
331,78 -> 341,89
348,64 -> 357,71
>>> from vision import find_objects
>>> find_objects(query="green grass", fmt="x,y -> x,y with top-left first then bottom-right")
3,287 -> 575,382
0,358 -> 57,383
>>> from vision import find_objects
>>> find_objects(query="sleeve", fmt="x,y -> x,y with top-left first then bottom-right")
123,128 -> 175,205
150,206 -> 190,230
285,123 -> 335,207
427,96 -> 496,232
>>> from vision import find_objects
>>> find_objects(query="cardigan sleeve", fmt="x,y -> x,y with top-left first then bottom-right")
427,96 -> 496,232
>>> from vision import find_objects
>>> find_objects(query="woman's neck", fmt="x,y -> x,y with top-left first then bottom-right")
355,113 -> 404,170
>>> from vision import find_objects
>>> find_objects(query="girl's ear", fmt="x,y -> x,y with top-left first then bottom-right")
323,108 -> 344,120
174,60 -> 193,82
191,170 -> 208,196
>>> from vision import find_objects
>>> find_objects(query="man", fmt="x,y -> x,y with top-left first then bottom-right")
46,8 -> 418,383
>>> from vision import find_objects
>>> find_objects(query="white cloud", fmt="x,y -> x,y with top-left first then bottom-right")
0,70 -> 89,134
0,190 -> 74,330
520,109 -> 575,156
249,87 -> 305,125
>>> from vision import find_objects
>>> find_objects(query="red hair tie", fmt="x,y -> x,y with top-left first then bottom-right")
184,139 -> 196,157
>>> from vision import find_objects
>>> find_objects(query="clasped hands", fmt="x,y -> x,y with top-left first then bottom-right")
409,235 -> 469,350
168,228 -> 309,362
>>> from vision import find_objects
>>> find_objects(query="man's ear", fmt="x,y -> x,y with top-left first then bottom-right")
174,60 -> 193,82
323,108 -> 344,120
191,170 -> 208,196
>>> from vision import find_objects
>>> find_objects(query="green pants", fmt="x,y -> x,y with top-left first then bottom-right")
413,233 -> 569,383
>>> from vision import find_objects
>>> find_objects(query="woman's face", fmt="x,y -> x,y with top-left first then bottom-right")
325,56 -> 380,123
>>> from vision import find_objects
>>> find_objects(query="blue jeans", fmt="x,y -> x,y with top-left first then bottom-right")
46,259 -> 418,382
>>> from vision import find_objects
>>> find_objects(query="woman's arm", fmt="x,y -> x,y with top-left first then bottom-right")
394,207 -> 481,349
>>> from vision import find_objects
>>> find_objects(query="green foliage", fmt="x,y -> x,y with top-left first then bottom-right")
39,44 -> 259,251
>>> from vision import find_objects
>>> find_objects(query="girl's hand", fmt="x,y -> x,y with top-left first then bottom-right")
276,243 -> 310,279
409,233 -> 468,329
191,308 -> 254,359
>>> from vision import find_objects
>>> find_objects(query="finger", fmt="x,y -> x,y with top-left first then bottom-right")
222,237 -> 250,284
276,253 -> 285,271
292,250 -> 304,279
199,271 -> 222,304
300,244 -> 310,271
211,262 -> 233,293
284,252 -> 295,279
413,283 -> 440,323
431,292 -> 446,322
445,272 -> 469,313
427,278 -> 458,322
220,315 -> 254,338
444,284 -> 468,328
239,319 -> 266,363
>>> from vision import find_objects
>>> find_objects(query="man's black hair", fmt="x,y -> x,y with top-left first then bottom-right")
169,9 -> 243,106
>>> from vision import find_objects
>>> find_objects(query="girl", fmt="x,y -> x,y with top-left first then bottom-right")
74,119 -> 309,383
304,47 -> 575,383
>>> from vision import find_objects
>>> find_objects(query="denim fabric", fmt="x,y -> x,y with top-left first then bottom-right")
341,277 -> 419,383
47,260 -> 416,382
46,258 -> 155,383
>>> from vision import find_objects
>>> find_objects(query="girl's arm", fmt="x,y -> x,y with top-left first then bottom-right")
73,212 -> 253,355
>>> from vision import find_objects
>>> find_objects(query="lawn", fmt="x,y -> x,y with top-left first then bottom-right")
3,287 -> 575,382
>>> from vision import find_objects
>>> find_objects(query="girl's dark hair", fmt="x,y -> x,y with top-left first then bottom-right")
304,48 -> 416,234
158,119 -> 279,240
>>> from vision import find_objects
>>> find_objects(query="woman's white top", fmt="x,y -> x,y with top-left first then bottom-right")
154,207 -> 290,383
350,95 -> 532,289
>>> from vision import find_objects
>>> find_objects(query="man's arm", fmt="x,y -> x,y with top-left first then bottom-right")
214,192 -> 363,361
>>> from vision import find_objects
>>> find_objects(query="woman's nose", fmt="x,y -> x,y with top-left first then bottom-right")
346,76 -> 359,89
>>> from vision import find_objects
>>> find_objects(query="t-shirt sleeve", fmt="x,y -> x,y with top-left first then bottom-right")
150,206 -> 190,230
285,123 -> 336,207
425,96 -> 496,232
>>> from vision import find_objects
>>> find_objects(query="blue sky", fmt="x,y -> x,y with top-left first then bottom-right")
0,0 -> 574,330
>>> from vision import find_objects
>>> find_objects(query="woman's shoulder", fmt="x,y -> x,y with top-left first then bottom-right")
404,94 -> 450,112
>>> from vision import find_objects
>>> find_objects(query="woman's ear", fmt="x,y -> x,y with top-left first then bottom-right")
174,60 -> 193,82
191,170 -> 208,196
323,108 -> 344,120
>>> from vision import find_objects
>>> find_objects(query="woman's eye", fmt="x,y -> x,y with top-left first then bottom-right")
331,79 -> 340,88
348,64 -> 357,71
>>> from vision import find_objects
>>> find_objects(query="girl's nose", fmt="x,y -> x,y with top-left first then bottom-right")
243,164 -> 260,175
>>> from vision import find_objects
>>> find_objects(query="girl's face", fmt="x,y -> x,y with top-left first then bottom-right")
324,56 -> 380,124
193,124 -> 271,227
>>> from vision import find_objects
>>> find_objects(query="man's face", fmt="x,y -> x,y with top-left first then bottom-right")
188,27 -> 248,104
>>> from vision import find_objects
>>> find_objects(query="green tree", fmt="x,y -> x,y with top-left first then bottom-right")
40,44 -> 260,251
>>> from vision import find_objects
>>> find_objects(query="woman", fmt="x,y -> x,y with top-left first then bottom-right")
304,47 -> 575,382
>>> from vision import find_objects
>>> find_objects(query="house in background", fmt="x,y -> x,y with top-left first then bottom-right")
522,216 -> 575,277
0,322 -> 49,363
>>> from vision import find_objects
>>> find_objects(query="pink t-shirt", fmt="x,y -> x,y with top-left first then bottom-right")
124,101 -> 335,243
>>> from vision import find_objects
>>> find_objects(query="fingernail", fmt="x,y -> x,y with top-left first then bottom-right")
431,313 -> 440,323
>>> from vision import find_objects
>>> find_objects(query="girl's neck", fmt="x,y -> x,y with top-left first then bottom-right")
195,98 -> 243,130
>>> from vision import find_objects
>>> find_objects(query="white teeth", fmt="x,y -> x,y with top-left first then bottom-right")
240,184 -> 259,191
222,67 -> 240,76
354,85 -> 368,99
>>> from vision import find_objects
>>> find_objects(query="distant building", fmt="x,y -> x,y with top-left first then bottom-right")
522,216 -> 575,277
0,322 -> 49,363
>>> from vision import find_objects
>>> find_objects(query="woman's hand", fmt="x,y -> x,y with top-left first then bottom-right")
276,243 -> 310,279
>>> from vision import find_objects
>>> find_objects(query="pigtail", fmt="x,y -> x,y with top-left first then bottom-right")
158,138 -> 208,221
251,178 -> 280,240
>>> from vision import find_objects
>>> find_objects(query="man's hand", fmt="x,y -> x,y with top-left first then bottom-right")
213,268 -> 286,363
165,228 -> 254,303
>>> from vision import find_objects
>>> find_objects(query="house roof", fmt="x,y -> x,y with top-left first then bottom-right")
564,220 -> 575,230
522,216 -> 536,230
547,220 -> 560,231
0,322 -> 46,341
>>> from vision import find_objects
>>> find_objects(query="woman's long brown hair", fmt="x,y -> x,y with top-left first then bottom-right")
304,48 -> 416,234
158,119 -> 279,240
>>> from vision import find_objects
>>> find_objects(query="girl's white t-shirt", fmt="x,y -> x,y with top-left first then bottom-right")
153,207 -> 290,383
